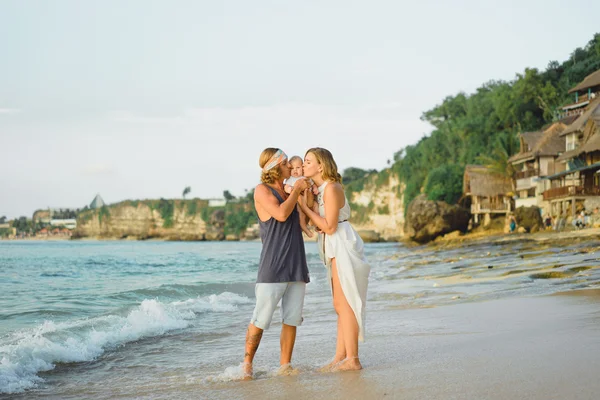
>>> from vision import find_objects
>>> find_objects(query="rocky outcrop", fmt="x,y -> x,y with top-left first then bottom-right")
404,194 -> 470,243
357,230 -> 381,243
73,200 -> 221,240
515,206 -> 543,233
348,172 -> 405,240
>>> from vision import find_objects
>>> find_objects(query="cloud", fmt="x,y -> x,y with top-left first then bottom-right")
108,110 -> 184,124
0,108 -> 21,114
105,102 -> 433,173
82,163 -> 116,176
105,102 -> 432,171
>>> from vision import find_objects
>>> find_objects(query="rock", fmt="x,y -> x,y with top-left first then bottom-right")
442,230 -> 462,240
515,206 -> 543,233
384,235 -> 403,242
404,195 -> 470,243
358,230 -> 381,243
210,209 -> 225,228
225,233 -> 239,241
517,226 -> 527,233
204,229 -> 225,241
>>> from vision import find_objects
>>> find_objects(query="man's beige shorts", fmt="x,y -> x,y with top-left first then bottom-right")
250,282 -> 306,330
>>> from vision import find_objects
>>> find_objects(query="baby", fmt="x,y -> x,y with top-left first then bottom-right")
285,156 -> 318,238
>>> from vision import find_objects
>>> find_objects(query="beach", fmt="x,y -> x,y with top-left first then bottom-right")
1,237 -> 599,399
198,289 -> 600,400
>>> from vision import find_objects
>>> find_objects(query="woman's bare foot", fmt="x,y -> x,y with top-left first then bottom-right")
318,357 -> 345,373
242,362 -> 253,380
332,357 -> 362,372
277,363 -> 299,376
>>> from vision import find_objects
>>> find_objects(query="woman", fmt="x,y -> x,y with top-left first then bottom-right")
242,148 -> 310,379
298,147 -> 370,371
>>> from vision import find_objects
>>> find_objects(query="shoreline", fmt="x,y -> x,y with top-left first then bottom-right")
3,226 -> 600,246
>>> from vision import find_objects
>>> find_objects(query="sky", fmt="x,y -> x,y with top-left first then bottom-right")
1,0 -> 599,219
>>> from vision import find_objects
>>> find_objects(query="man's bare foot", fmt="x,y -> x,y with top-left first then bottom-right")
332,357 -> 362,372
277,363 -> 299,376
318,357 -> 345,373
242,362 -> 253,380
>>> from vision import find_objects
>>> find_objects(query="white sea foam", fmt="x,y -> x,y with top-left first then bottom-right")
204,363 -> 249,382
0,292 -> 251,394
204,363 -> 298,383
173,292 -> 253,313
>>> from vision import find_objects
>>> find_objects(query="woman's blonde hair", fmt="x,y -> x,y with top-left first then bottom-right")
305,147 -> 342,184
259,147 -> 283,184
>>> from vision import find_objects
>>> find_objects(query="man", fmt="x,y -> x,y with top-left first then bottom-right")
242,148 -> 310,379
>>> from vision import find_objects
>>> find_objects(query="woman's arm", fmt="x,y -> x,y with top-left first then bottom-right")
298,183 -> 343,235
255,180 -> 308,222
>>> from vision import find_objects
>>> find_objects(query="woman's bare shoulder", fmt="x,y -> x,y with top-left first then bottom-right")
324,182 -> 344,196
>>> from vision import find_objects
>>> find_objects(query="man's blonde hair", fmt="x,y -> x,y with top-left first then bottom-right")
259,147 -> 283,184
305,147 -> 342,184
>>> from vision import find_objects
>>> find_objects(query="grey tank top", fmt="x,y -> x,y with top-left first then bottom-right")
256,186 -> 310,283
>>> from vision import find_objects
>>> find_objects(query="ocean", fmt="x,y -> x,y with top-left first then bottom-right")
1,238 -> 599,399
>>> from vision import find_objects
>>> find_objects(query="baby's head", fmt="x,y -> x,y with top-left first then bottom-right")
289,156 -> 303,177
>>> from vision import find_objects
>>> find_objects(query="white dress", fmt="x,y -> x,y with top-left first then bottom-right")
317,181 -> 371,341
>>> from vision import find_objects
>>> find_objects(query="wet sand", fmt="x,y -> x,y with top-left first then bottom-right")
200,289 -> 600,400
431,227 -> 600,249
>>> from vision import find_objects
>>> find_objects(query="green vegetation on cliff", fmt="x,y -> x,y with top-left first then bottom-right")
76,194 -> 258,239
224,201 -> 256,236
357,33 -> 600,210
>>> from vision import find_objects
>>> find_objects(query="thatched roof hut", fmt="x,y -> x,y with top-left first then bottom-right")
568,69 -> 600,94
463,165 -> 513,197
560,99 -> 600,136
508,122 -> 566,163
557,108 -> 600,161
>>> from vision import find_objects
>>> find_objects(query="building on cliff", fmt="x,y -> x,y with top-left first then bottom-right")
90,194 -> 105,209
559,69 -> 600,119
50,218 -> 77,229
463,165 -> 513,225
508,122 -> 567,210
208,198 -> 227,207
542,98 -> 600,217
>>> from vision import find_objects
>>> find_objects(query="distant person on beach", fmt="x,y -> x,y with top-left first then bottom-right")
574,209 -> 586,229
298,147 -> 371,372
509,215 -> 517,233
241,148 -> 310,379
544,214 -> 552,230
284,155 -> 319,237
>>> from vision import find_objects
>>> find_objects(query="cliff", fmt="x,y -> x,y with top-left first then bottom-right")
72,171 -> 406,241
73,199 -> 224,240
346,169 -> 405,240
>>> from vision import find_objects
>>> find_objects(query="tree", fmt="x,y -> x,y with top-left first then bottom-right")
477,132 -> 519,192
11,216 -> 31,233
0,216 -> 6,224
342,167 -> 375,186
223,190 -> 235,201
424,164 -> 464,204
182,186 -> 191,199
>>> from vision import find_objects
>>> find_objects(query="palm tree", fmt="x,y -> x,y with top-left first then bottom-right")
477,132 -> 519,193
182,186 -> 191,199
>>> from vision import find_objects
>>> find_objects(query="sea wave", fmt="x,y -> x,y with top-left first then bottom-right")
0,292 -> 251,394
